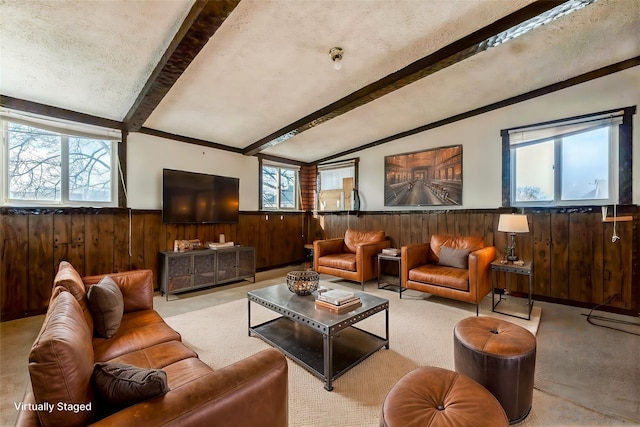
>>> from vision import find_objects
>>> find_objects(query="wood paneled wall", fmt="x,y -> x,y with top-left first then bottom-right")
1,207 -> 637,320
0,209 -> 308,321
317,208 -> 639,314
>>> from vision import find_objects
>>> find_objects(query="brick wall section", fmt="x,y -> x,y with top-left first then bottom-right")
300,165 -> 317,211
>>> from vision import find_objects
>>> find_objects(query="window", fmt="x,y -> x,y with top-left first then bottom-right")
502,107 -> 634,207
317,159 -> 358,211
260,161 -> 299,210
1,114 -> 120,207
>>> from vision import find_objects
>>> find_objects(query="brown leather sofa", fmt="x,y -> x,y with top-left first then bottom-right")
401,234 -> 496,314
314,229 -> 390,290
15,261 -> 288,427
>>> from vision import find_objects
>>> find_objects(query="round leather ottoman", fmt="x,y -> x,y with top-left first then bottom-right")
380,366 -> 509,427
454,316 -> 536,424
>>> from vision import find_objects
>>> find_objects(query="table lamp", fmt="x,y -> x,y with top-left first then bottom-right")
498,214 -> 529,261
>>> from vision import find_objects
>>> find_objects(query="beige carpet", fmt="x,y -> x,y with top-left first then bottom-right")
164,281 -> 632,427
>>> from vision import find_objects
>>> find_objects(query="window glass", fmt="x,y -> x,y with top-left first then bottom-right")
3,120 -> 117,206
514,140 -> 553,202
506,110 -> 625,207
560,127 -> 609,201
317,160 -> 357,211
260,163 -> 298,210
279,168 -> 296,208
68,137 -> 112,202
8,123 -> 62,201
261,166 -> 278,209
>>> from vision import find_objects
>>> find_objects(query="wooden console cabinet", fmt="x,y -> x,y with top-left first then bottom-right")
160,246 -> 255,300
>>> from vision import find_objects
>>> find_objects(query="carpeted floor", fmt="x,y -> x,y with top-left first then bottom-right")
163,279 -> 631,427
2,269 -> 638,427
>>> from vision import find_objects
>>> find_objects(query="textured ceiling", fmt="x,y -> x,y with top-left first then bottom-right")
0,0 -> 193,120
1,0 -> 638,164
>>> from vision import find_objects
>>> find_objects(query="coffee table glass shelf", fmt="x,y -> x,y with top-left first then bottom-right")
248,284 -> 389,391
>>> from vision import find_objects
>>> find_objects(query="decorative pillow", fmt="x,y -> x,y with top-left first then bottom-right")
438,245 -> 470,269
92,363 -> 169,409
86,276 -> 124,338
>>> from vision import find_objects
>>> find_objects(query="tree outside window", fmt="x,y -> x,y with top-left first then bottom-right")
261,163 -> 298,210
3,121 -> 116,206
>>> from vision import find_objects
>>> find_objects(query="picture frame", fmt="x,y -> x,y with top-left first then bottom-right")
384,145 -> 462,206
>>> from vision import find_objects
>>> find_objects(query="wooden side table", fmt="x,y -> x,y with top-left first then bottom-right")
491,260 -> 533,320
377,253 -> 403,293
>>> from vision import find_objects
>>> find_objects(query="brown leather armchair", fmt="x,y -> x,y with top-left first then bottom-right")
314,229 -> 390,290
401,234 -> 496,314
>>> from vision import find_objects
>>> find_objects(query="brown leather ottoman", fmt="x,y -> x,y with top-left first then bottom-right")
454,316 -> 537,424
380,366 -> 509,427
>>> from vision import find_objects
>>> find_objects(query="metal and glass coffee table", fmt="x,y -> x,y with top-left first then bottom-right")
248,284 -> 389,391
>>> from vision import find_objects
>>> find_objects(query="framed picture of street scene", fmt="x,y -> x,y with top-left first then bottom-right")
384,145 -> 462,206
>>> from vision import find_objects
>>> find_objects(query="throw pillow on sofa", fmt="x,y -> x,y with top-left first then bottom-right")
86,276 -> 124,338
438,246 -> 470,269
92,363 -> 169,410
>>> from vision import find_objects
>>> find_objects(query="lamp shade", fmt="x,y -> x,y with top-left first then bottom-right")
498,214 -> 529,233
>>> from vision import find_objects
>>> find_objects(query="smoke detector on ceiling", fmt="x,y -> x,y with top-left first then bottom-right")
329,47 -> 343,70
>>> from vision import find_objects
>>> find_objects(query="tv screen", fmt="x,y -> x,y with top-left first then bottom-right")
162,169 -> 239,224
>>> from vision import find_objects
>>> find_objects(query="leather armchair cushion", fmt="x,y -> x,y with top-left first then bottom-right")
92,362 -> 169,411
408,264 -> 469,291
317,253 -> 357,271
86,276 -> 124,338
28,291 -> 95,427
438,246 -> 470,269
430,234 -> 484,263
344,229 -> 386,253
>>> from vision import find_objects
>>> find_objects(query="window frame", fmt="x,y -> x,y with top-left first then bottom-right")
259,158 -> 300,211
1,115 -> 120,208
501,106 -> 635,207
316,158 -> 359,212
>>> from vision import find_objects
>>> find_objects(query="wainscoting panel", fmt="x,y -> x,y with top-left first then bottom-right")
0,207 -> 637,320
318,208 -> 638,314
0,209 -> 308,321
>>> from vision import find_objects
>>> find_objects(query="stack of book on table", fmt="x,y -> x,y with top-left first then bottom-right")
315,289 -> 361,313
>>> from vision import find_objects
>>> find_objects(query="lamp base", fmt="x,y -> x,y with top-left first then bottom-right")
506,255 -> 519,262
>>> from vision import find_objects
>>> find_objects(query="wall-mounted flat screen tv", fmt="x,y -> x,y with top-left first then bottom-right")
162,169 -> 239,224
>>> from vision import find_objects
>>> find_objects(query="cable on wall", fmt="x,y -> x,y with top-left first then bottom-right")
117,154 -> 132,257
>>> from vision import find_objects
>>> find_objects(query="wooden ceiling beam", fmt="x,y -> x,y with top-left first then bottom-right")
0,95 -> 126,131
312,57 -> 640,165
242,1 -> 565,156
123,0 -> 240,132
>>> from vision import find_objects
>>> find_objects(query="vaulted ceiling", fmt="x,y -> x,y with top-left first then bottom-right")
1,0 -> 638,165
